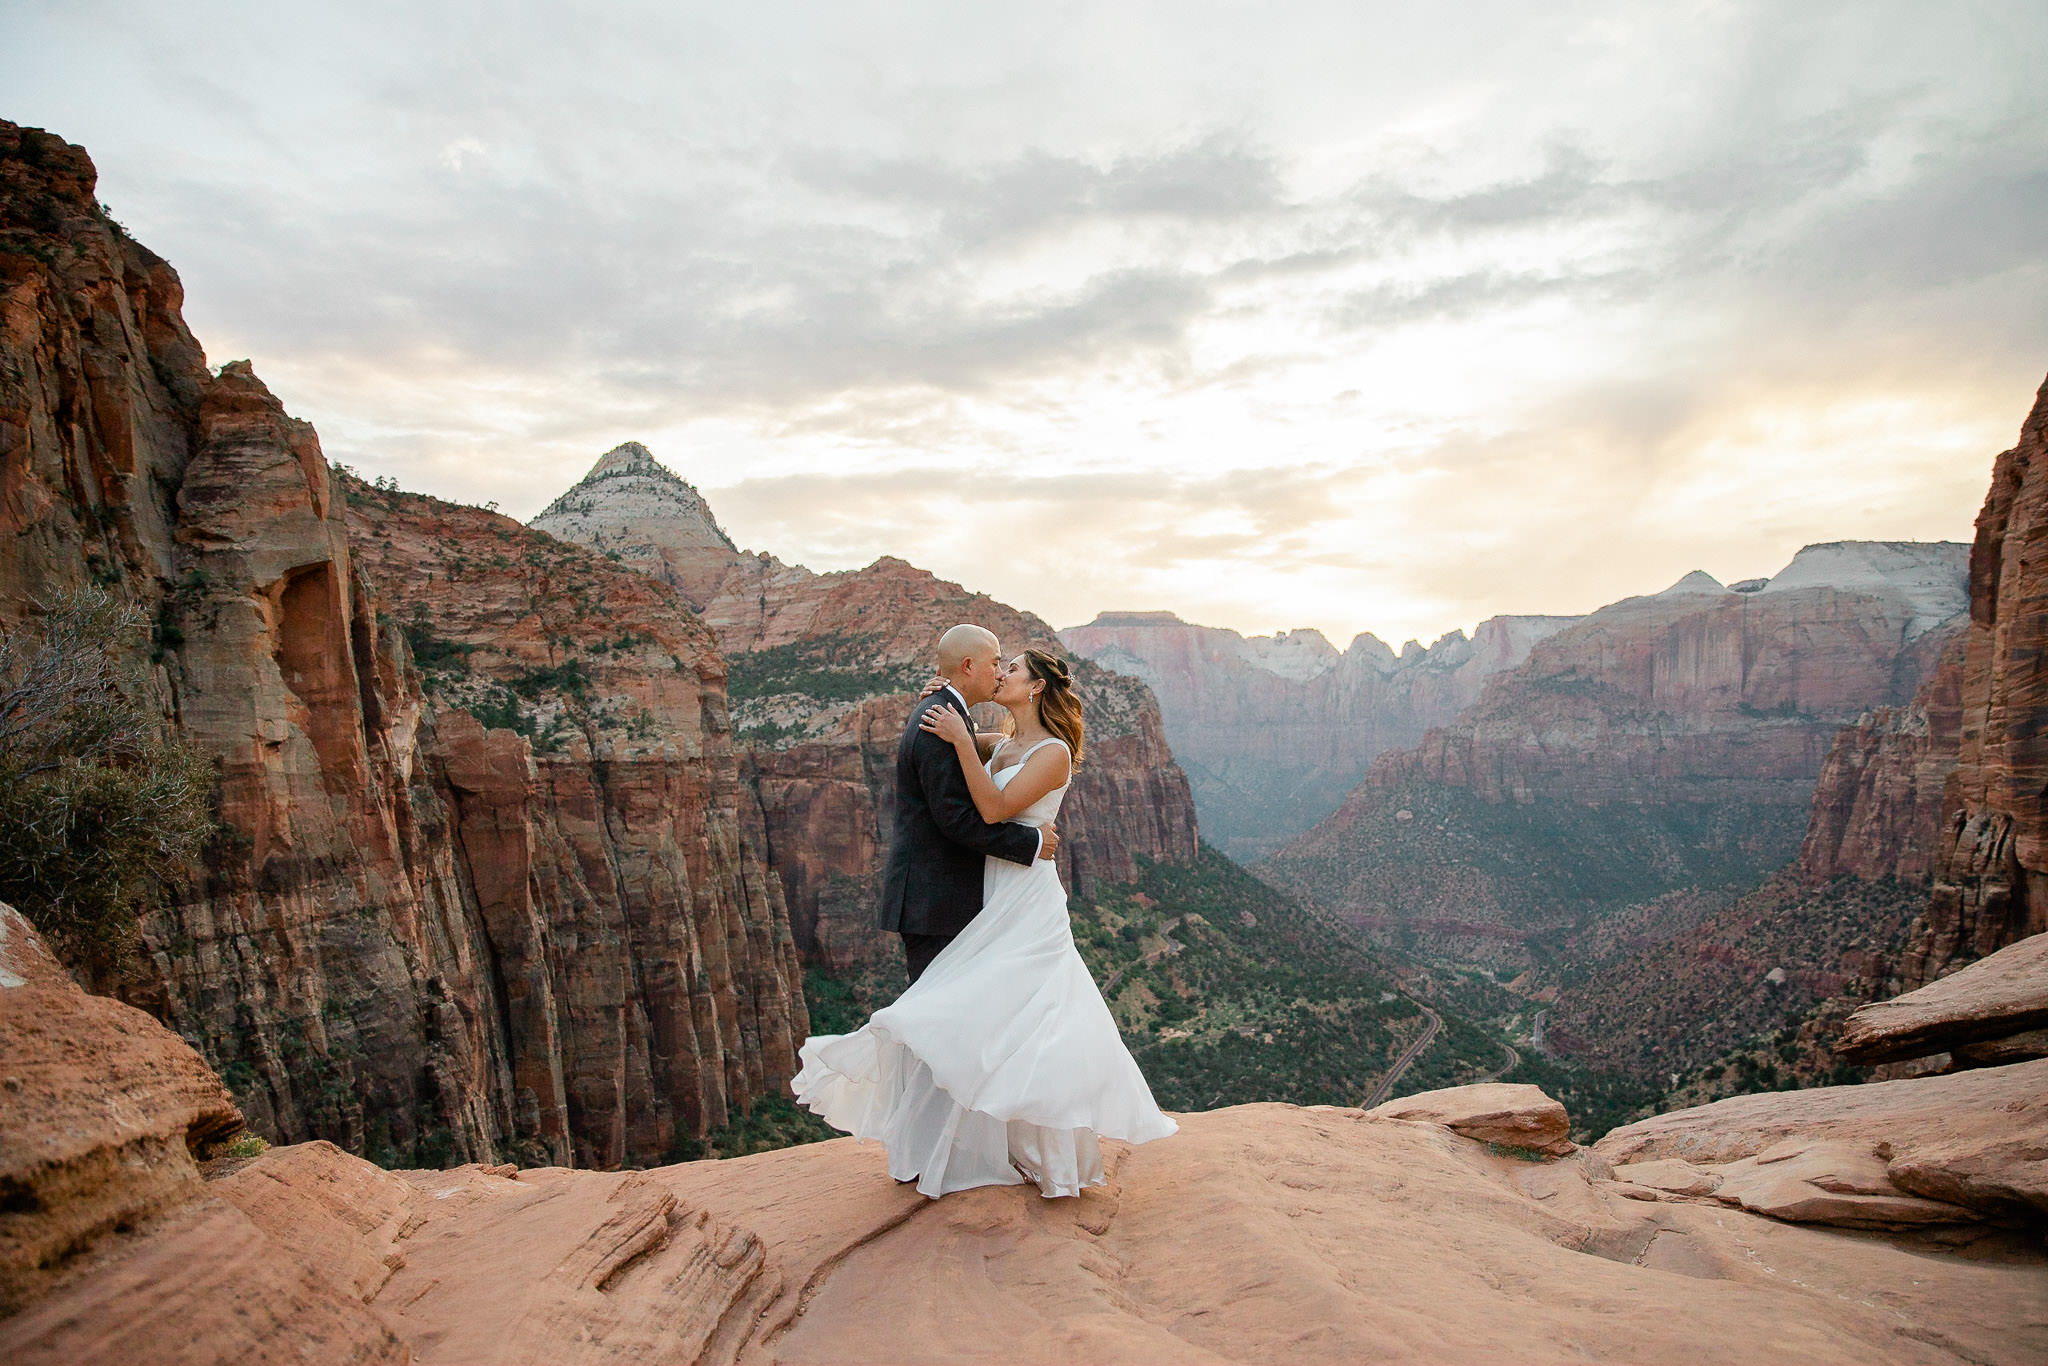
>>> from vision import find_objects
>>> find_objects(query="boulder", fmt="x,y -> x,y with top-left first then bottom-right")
0,904 -> 242,1312
1597,1057 -> 2048,1222
1367,1082 -> 1574,1155
1706,1141 -> 1975,1229
0,906 -> 403,1363
1836,931 -> 2048,1063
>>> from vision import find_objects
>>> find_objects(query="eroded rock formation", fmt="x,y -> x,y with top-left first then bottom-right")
529,442 -> 740,610
1896,375 -> 2048,990
0,122 -> 805,1168
1061,610 -> 1581,858
342,477 -> 809,1166
1836,930 -> 2048,1066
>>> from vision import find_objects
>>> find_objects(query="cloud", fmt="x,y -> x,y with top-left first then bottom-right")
2,0 -> 2043,645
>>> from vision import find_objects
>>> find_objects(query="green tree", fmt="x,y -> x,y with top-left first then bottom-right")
0,588 -> 214,981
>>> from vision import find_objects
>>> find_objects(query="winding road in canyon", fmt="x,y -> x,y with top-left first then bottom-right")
1363,1002 -> 1442,1108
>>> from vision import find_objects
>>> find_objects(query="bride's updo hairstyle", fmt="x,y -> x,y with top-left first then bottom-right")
1018,647 -> 1085,765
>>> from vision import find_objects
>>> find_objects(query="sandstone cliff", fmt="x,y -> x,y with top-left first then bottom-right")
0,122 -> 805,1168
1894,375 -> 2048,991
1798,634 -> 1966,884
1061,610 -> 1581,859
7,901 -> 2042,1366
529,450 -> 1200,969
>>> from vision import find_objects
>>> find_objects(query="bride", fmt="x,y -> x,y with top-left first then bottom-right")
790,647 -> 1177,1198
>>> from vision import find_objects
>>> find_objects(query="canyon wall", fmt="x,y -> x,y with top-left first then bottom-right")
1798,635 -> 1966,885
1889,376 -> 2048,992
1059,610 -> 1580,860
1258,544 -> 1968,969
1533,406 -> 2048,1096
0,122 -> 804,1169
533,450 -> 1200,969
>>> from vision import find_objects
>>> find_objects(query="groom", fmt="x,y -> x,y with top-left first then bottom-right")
878,623 -> 1058,984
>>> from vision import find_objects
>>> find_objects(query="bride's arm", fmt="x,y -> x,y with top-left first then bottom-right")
919,708 -> 1070,822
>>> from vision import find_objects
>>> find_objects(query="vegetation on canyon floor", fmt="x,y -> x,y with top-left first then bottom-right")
0,587 -> 213,982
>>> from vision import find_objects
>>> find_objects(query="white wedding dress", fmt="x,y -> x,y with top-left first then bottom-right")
791,736 -> 1178,1198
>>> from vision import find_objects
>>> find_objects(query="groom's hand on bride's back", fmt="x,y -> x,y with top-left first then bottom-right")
1039,823 -> 1059,860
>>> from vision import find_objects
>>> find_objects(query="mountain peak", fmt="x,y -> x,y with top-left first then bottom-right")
530,442 -> 740,609
1759,540 -> 1968,637
587,440 -> 665,479
1656,570 -> 1731,598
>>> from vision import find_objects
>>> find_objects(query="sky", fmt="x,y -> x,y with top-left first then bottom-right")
6,2 -> 2045,649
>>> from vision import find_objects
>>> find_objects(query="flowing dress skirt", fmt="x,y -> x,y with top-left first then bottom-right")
791,853 -> 1177,1198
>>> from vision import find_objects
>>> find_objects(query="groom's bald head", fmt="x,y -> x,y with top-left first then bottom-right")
937,624 -> 1003,704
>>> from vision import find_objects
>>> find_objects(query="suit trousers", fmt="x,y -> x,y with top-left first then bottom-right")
900,931 -> 954,985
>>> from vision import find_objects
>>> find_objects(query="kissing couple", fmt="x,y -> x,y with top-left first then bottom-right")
791,624 -> 1177,1198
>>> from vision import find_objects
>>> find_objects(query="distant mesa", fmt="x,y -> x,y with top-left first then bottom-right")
1758,541 -> 1969,638
1060,608 -> 1583,859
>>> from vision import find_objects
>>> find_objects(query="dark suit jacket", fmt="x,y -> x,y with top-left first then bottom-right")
876,689 -> 1042,938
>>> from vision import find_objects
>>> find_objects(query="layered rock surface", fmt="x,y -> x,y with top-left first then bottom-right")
341,477 -> 809,1167
9,879 -> 2045,1366
1836,930 -> 2048,1065
0,122 -> 806,1168
528,449 -> 1199,968
1596,1057 -> 2048,1225
0,904 -> 406,1361
1061,610 -> 1580,859
11,1001 -> 2043,1364
1895,375 -> 2048,991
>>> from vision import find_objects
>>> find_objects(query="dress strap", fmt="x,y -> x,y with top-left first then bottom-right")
1016,736 -> 1070,762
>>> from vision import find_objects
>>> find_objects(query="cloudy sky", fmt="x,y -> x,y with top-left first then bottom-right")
7,2 -> 2045,648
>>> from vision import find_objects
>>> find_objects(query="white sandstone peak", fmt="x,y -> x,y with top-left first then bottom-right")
1238,627 -> 1340,681
1758,541 -> 1968,637
530,442 -> 743,607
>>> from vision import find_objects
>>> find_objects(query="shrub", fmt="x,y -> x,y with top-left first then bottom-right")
0,588 -> 215,980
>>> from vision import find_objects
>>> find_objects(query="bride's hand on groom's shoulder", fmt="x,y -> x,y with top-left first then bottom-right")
917,674 -> 948,699
919,704 -> 974,748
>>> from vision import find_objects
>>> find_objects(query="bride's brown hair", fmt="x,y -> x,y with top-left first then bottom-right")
1012,647 -> 1084,765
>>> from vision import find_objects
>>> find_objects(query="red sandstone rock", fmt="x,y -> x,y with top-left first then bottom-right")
343,479 -> 810,1165
1262,548 -> 1967,968
33,1099 -> 2048,1364
0,122 -> 807,1170
1367,1081 -> 1574,1155
0,908 -> 404,1366
1799,633 -> 1965,883
1836,930 -> 2048,1064
1898,374 -> 2048,990
0,908 -> 243,1312
1596,1057 -> 2048,1221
